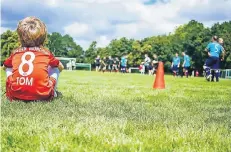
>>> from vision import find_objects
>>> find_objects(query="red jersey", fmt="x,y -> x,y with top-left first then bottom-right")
4,47 -> 60,101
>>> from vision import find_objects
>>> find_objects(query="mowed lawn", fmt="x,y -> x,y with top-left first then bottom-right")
1,70 -> 231,152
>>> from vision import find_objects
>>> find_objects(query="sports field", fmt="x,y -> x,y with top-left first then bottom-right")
1,70 -> 231,152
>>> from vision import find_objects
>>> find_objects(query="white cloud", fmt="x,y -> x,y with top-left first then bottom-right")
2,0 -> 231,49
64,22 -> 90,37
45,0 -> 58,7
0,27 -> 11,34
74,39 -> 90,50
97,35 -> 111,48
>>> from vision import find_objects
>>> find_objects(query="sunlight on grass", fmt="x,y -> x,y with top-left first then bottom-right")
1,70 -> 231,151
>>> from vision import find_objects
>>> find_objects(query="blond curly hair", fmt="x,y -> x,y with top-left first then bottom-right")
17,17 -> 47,47
218,38 -> 223,44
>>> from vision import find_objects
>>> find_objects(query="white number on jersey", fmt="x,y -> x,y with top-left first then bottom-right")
18,52 -> 35,76
215,44 -> 219,53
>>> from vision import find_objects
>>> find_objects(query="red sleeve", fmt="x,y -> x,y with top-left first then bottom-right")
3,54 -> 13,68
49,53 -> 60,67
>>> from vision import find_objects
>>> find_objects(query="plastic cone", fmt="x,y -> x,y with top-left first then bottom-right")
153,62 -> 165,89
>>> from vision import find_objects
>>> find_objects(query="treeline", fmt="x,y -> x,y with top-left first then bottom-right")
1,20 -> 231,72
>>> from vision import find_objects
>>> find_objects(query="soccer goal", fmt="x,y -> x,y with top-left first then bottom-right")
75,63 -> 91,71
56,57 -> 76,70
220,69 -> 231,79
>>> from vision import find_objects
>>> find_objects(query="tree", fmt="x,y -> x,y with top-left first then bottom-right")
85,41 -> 97,64
46,32 -> 63,56
46,33 -> 84,61
1,20 -> 231,71
1,30 -> 20,63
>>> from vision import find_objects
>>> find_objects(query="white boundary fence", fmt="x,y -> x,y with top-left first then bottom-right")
220,69 -> 231,79
56,57 -> 76,70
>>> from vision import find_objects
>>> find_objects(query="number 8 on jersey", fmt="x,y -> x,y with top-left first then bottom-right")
18,52 -> 35,76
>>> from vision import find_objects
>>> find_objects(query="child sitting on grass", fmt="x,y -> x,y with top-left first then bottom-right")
3,17 -> 64,101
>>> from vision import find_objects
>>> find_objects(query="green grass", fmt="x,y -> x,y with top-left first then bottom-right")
1,70 -> 231,152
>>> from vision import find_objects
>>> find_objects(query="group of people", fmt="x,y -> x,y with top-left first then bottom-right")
139,54 -> 159,75
94,54 -> 128,73
171,52 -> 191,78
2,16 -> 227,102
66,59 -> 76,70
170,35 -> 225,82
140,52 -> 191,78
94,54 -> 159,75
204,36 -> 225,82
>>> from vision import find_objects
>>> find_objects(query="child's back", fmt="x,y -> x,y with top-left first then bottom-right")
3,17 -> 63,101
4,47 -> 59,100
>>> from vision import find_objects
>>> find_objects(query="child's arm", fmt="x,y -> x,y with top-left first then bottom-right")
49,52 -> 64,72
2,65 -> 6,70
182,60 -> 185,67
3,53 -> 13,70
58,61 -> 64,72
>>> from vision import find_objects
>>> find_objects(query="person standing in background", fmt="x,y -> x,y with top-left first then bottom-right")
95,55 -> 101,72
171,53 -> 180,77
144,54 -> 151,75
107,56 -> 114,73
120,54 -> 127,73
100,57 -> 107,73
71,59 -> 76,70
152,54 -> 158,75
182,52 -> 191,78
203,36 -> 225,82
112,57 -> 120,73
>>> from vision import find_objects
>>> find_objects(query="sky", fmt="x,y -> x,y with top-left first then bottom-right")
1,0 -> 231,49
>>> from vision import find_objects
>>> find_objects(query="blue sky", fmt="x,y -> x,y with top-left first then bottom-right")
1,0 -> 231,49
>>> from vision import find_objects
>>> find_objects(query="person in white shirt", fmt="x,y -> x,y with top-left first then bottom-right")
144,54 -> 151,74
152,54 -> 158,75
71,60 -> 76,70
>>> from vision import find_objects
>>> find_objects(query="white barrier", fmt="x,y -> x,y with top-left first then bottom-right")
220,69 -> 231,79
128,67 -> 139,73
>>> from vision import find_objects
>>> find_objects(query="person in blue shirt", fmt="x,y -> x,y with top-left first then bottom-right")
171,53 -> 181,77
182,52 -> 191,78
204,36 -> 225,82
120,54 -> 127,73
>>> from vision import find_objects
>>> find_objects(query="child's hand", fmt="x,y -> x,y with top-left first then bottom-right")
58,62 -> 64,72
2,65 -> 6,70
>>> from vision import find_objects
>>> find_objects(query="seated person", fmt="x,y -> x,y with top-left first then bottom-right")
3,17 -> 64,101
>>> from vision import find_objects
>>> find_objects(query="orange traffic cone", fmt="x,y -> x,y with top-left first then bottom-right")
153,62 -> 165,89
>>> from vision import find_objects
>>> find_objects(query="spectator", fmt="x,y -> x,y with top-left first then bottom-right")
171,53 -> 180,77
182,52 -> 191,78
71,59 -> 76,70
144,54 -> 151,74
95,55 -> 101,72
152,54 -> 158,75
139,62 -> 145,74
107,56 -> 114,72
120,54 -> 127,73
100,57 -> 107,73
204,36 -> 225,82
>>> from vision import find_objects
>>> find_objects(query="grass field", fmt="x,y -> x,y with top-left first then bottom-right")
1,70 -> 231,152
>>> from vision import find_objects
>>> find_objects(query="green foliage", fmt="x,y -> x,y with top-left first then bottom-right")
1,20 -> 231,70
46,33 -> 84,62
1,70 -> 231,151
84,41 -> 97,64
1,30 -> 20,63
